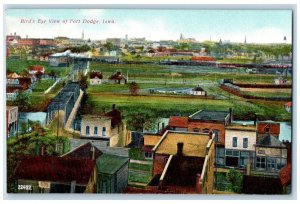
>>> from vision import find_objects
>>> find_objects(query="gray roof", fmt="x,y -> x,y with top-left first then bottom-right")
96,154 -> 129,175
192,87 -> 205,92
257,135 -> 286,148
189,110 -> 229,122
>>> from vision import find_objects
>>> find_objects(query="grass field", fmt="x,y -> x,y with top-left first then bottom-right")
32,79 -> 56,92
6,59 -> 72,77
240,88 -> 292,98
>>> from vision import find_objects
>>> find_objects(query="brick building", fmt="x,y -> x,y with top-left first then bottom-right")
257,122 -> 280,143
148,131 -> 215,194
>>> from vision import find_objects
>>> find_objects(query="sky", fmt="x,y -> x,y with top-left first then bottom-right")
5,9 -> 292,43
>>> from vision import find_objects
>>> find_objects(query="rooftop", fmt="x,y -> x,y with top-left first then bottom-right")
257,135 -> 286,148
153,131 -> 210,157
226,123 -> 256,131
96,154 -> 129,175
192,86 -> 205,92
14,156 -> 95,185
169,116 -> 188,128
189,110 -> 230,122
62,142 -> 103,160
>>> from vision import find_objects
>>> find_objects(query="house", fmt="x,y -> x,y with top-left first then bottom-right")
254,135 -> 287,174
90,71 -> 103,85
80,104 -> 125,147
274,77 -> 287,85
6,73 -> 33,101
190,86 -> 207,96
96,154 -> 129,193
284,102 -> 292,113
28,65 -> 45,75
257,122 -> 280,143
222,123 -> 257,168
108,72 -> 127,84
14,155 -> 96,193
62,142 -> 103,160
143,133 -> 162,159
168,116 -> 188,131
6,106 -> 18,138
148,131 -> 215,194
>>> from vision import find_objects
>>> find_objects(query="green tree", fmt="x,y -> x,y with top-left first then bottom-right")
226,169 -> 243,193
125,110 -> 159,132
104,42 -> 115,51
78,73 -> 88,91
12,91 -> 32,112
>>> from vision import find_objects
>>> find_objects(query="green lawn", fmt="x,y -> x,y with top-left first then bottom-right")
32,79 -> 56,92
129,163 -> 153,172
128,171 -> 152,184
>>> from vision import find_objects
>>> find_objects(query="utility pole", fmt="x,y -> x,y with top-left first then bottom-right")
57,104 -> 59,137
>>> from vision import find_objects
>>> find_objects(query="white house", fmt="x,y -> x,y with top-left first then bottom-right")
89,72 -> 103,85
224,123 -> 257,168
190,86 -> 207,96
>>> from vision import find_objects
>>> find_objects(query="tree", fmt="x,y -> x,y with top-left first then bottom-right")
78,73 -> 88,91
12,91 -> 32,112
226,169 -> 243,193
125,110 -> 159,132
129,82 -> 139,96
104,42 -> 115,52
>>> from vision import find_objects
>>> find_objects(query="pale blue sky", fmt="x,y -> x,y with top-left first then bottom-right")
5,9 -> 292,43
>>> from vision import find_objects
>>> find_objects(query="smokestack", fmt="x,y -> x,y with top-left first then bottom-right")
254,114 -> 257,126
112,104 -> 116,110
229,107 -> 233,124
26,35 -> 28,39
177,143 -> 184,156
14,32 -> 16,36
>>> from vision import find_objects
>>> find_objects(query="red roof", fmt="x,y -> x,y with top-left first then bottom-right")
279,164 -> 291,186
191,56 -> 216,62
29,65 -> 45,72
14,156 -> 95,185
285,102 -> 292,107
169,116 -> 188,128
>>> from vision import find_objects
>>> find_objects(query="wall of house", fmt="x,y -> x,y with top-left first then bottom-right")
153,154 -> 169,176
187,122 -> 225,145
81,117 -> 112,138
90,78 -> 102,85
225,129 -> 256,151
115,161 -> 129,193
256,147 -> 287,158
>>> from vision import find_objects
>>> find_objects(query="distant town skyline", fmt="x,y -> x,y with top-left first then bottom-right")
5,9 -> 292,44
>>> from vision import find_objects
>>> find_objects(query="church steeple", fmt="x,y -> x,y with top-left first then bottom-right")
82,30 -> 84,40
244,35 -> 247,44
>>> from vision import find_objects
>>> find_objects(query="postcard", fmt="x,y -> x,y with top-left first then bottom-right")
5,8 -> 292,195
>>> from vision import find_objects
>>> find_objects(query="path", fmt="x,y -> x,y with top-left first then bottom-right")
44,78 -> 61,94
130,159 -> 152,165
65,89 -> 84,134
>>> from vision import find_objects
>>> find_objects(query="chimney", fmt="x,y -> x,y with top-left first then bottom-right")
209,131 -> 213,139
195,173 -> 202,193
157,123 -> 160,133
254,114 -> 257,126
14,32 -> 16,36
228,107 -> 233,124
112,104 -> 116,110
177,142 -> 184,156
91,146 -> 95,160
26,35 -> 28,39
162,122 -> 165,129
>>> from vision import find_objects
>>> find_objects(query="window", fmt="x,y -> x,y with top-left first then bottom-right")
94,127 -> 98,135
256,157 -> 266,169
267,158 -> 277,170
232,137 -> 237,147
102,127 -> 106,136
203,128 -> 210,133
243,138 -> 248,148
193,128 -> 200,132
86,126 -> 90,135
265,127 -> 270,133
213,129 -> 220,142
